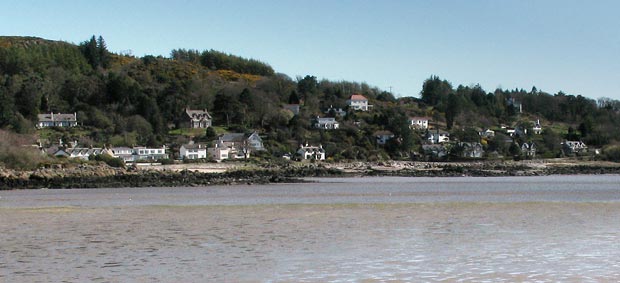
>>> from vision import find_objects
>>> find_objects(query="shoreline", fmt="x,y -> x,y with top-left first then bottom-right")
1,159 -> 619,190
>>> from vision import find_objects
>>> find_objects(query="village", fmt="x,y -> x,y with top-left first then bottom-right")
33,93 -> 591,167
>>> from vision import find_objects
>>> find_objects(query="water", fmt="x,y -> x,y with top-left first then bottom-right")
1,175 -> 619,282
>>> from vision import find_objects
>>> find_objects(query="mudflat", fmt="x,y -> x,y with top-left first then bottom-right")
1,176 -> 620,282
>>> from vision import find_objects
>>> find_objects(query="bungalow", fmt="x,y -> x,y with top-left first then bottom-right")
375,130 -> 395,145
409,117 -> 430,130
37,112 -> 78,128
186,108 -> 212,128
54,147 -> 112,160
427,130 -> 450,144
346,94 -> 371,111
314,117 -> 340,130
562,140 -> 587,156
297,144 -> 326,160
179,142 -> 209,160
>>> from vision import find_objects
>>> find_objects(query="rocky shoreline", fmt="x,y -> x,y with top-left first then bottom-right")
1,159 -> 619,190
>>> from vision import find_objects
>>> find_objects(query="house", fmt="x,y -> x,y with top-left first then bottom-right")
479,129 -> 495,138
186,108 -> 212,128
207,132 -> 263,161
562,141 -> 588,156
218,131 -> 264,151
346,94 -> 371,111
179,142 -> 209,160
37,112 -> 77,128
427,130 -> 450,144
111,147 -> 136,163
520,142 -> 537,158
133,146 -> 169,161
297,144 -> 326,160
325,105 -> 347,117
422,144 -> 448,160
283,104 -> 300,115
409,117 -> 430,130
375,130 -> 395,145
457,142 -> 484,158
533,119 -> 542,134
314,117 -> 340,130
54,147 -> 112,160
208,145 -> 231,161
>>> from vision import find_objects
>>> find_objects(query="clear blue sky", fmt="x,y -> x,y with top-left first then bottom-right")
2,0 -> 619,100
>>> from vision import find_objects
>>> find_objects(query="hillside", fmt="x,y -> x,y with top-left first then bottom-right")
1,35 -> 620,168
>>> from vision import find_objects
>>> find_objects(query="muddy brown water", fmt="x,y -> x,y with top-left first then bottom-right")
1,175 -> 619,282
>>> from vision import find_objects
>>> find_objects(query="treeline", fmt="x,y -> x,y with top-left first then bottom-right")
420,76 -> 620,148
170,48 -> 274,76
1,36 -> 620,164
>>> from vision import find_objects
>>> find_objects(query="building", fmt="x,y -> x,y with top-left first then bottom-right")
374,130 -> 395,145
427,130 -> 450,144
409,117 -> 430,130
533,119 -> 542,134
314,117 -> 340,130
179,142 -> 209,160
479,129 -> 495,138
325,105 -> 347,117
186,108 -> 212,128
457,142 -> 484,158
297,144 -> 326,160
422,144 -> 448,160
37,112 -> 78,128
346,94 -> 371,111
562,141 -> 588,156
133,146 -> 169,161
54,147 -> 112,160
111,147 -> 135,163
207,132 -> 264,161
520,142 -> 537,158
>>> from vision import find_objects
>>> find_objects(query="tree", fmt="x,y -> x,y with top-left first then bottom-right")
445,93 -> 461,130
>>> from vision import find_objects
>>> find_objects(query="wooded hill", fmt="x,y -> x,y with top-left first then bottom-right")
1,35 -> 620,163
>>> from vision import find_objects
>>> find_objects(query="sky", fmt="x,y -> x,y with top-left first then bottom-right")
1,0 -> 619,100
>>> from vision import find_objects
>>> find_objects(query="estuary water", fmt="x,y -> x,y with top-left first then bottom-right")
1,175 -> 620,282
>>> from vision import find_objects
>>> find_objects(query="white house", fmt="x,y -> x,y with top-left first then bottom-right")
427,130 -> 450,144
297,144 -> 326,160
346,94 -> 371,111
479,129 -> 495,138
314,117 -> 340,130
375,130 -> 395,145
562,141 -> 588,155
111,147 -> 135,163
409,116 -> 430,129
207,132 -> 264,161
180,142 -> 209,160
37,112 -> 78,128
133,146 -> 169,161
520,142 -> 537,158
54,147 -> 112,160
186,108 -> 212,128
